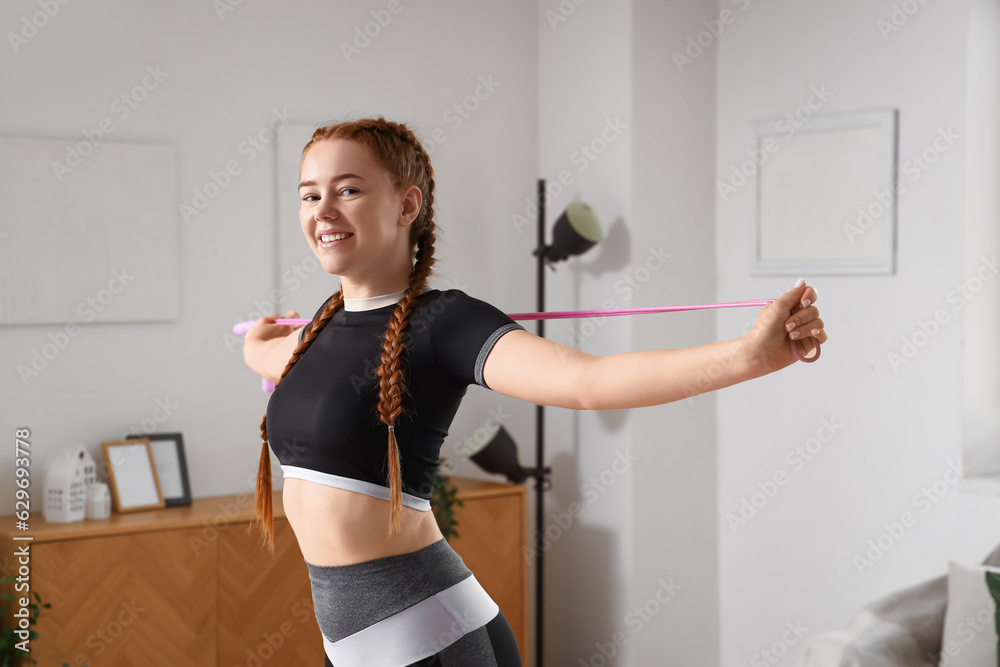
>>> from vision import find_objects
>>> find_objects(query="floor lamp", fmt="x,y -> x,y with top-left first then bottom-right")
467,178 -> 603,667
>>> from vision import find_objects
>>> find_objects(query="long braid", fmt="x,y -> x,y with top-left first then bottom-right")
377,226 -> 436,536
372,119 -> 438,536
251,116 -> 439,552
250,288 -> 344,554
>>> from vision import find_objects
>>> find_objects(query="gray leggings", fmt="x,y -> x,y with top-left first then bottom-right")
307,538 -> 522,666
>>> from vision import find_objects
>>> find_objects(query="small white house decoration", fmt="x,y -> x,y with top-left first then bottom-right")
43,443 -> 97,523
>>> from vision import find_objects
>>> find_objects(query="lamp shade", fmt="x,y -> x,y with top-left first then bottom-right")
543,200 -> 603,263
468,424 -> 528,485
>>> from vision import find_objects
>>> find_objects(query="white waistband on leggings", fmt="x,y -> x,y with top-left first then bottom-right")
321,573 -> 499,667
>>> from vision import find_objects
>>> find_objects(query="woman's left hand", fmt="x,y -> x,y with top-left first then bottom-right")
743,281 -> 827,376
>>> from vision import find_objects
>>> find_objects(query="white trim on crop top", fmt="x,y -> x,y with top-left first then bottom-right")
341,284 -> 433,311
280,283 -> 436,511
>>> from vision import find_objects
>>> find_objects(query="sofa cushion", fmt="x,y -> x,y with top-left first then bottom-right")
797,542 -> 1000,666
938,560 -> 1000,666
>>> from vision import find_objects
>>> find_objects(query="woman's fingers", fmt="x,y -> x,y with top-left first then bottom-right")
784,305 -> 821,330
788,323 -> 825,340
785,302 -> 825,341
777,281 -> 826,362
799,285 -> 817,309
788,316 -> 826,340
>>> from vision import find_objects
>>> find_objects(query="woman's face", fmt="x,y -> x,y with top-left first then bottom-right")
298,138 -> 419,287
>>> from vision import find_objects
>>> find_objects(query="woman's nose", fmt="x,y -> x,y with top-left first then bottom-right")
313,197 -> 340,222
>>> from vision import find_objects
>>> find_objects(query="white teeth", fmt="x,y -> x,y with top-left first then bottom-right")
320,233 -> 351,242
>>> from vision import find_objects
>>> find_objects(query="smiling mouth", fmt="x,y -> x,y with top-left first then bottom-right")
318,232 -> 354,248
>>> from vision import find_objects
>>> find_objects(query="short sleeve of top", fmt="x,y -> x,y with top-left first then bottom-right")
427,289 -> 526,389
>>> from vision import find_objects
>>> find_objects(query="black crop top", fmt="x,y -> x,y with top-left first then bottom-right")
264,286 -> 525,511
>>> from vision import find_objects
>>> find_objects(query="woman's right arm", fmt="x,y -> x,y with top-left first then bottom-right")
243,311 -> 303,384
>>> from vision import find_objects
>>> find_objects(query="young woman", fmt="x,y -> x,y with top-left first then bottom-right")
243,116 -> 826,667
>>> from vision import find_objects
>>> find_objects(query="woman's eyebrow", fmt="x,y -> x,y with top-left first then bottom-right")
298,173 -> 367,189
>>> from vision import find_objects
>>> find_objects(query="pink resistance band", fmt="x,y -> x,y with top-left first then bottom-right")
234,299 -> 819,392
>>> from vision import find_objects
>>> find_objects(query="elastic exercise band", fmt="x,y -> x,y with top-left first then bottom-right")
235,298 -> 820,392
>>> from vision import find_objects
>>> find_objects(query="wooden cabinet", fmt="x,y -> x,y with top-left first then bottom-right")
0,476 -> 528,666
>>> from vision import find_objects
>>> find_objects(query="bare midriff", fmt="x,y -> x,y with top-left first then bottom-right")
280,477 -> 445,567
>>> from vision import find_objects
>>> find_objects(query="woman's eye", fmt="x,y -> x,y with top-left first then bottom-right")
301,188 -> 358,202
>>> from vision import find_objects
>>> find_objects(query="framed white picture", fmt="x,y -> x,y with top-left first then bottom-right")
101,439 -> 165,513
750,108 -> 898,275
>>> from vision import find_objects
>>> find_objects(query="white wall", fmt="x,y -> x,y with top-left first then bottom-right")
0,0 -> 544,647
537,0 -> 635,664
630,0 -> 722,664
962,0 -> 1000,481
0,0 -> 546,481
716,0 -> 1000,664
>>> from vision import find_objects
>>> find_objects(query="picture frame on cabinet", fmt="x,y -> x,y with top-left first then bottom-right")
101,439 -> 165,513
124,431 -> 192,507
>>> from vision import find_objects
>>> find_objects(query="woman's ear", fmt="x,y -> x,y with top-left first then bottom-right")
399,184 -> 422,225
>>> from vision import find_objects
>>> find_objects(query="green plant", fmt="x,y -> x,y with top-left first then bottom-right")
431,457 -> 464,541
0,575 -> 84,667
987,571 -> 999,666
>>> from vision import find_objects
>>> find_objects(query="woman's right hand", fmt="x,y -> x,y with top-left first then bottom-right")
244,310 -> 302,346
243,310 -> 303,381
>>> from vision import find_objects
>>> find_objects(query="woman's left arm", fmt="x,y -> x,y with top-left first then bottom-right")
481,329 -> 597,410
483,331 -> 756,411
483,283 -> 824,411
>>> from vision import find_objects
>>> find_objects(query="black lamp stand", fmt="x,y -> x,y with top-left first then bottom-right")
529,178 -> 554,667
